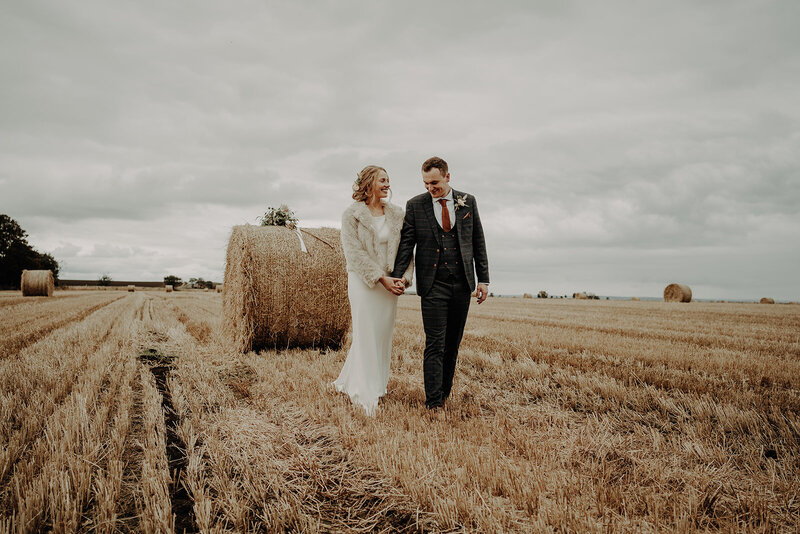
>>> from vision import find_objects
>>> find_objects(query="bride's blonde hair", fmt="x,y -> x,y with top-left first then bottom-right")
352,165 -> 387,203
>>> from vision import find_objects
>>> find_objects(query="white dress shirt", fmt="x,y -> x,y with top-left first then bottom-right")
431,189 -> 455,230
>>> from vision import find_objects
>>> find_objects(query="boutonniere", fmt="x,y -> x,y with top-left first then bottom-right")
454,194 -> 469,211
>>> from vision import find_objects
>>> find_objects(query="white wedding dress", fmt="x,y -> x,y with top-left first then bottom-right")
333,215 -> 398,415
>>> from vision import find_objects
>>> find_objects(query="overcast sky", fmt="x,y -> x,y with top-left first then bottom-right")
2,1 -> 799,300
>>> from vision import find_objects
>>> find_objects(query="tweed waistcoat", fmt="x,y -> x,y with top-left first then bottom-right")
435,227 -> 465,281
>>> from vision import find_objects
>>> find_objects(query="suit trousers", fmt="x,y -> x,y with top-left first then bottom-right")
420,270 -> 471,409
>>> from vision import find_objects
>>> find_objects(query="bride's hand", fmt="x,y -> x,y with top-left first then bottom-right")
379,276 -> 405,295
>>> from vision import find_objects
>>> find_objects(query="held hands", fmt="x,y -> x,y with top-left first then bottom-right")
476,283 -> 489,304
379,276 -> 406,296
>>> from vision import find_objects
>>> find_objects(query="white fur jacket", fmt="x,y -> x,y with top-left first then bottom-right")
341,201 -> 414,289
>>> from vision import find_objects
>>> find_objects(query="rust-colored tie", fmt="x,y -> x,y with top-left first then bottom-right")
438,199 -> 451,232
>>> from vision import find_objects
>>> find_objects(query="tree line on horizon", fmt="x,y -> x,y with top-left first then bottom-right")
1,215 -> 217,291
94,274 -> 215,289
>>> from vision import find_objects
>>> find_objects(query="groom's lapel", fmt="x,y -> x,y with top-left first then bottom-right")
453,189 -> 473,249
453,189 -> 463,237
422,195 -> 443,247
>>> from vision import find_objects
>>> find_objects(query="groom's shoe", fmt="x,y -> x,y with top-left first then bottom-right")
427,406 -> 444,419
425,397 -> 443,410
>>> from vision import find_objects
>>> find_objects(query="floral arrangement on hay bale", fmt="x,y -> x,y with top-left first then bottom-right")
223,205 -> 350,352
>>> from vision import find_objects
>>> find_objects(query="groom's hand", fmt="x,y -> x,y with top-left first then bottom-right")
391,278 -> 405,295
476,283 -> 489,304
380,276 -> 405,295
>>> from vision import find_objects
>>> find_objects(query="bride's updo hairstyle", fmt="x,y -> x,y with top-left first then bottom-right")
352,165 -> 387,202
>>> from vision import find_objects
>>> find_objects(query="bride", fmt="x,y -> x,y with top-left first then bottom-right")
334,165 -> 413,415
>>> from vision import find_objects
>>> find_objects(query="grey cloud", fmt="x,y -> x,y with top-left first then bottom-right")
2,1 -> 799,299
2,161 -> 283,221
470,109 -> 800,253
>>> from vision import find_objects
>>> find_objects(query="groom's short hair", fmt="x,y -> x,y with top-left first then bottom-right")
422,156 -> 448,176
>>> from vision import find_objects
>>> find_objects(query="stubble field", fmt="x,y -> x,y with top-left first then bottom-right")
0,290 -> 798,533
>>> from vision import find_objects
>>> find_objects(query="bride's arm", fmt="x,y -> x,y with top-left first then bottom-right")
341,210 -> 386,288
391,201 -> 416,281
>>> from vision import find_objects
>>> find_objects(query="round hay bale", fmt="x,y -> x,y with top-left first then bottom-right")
21,269 -> 54,297
522,293 -> 533,299
664,283 -> 691,302
127,285 -> 135,292
223,225 -> 350,352
760,297 -> 775,304
165,285 -> 173,293
203,288 -> 209,292
573,292 -> 587,300
630,297 -> 640,301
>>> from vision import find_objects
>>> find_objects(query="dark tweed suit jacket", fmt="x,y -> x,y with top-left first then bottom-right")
392,189 -> 489,297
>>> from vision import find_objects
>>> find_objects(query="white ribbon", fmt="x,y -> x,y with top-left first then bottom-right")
294,227 -> 308,253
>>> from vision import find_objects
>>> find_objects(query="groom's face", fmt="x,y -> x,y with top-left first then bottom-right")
423,168 -> 450,199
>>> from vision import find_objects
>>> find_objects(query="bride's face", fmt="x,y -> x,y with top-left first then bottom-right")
369,171 -> 390,202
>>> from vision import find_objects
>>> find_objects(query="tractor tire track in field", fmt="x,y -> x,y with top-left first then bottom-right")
0,295 -> 125,357
138,347 -> 195,532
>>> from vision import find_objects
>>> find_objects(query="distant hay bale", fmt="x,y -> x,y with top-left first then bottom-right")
203,288 -> 210,292
523,293 -> 533,299
760,297 -> 775,304
664,283 -> 691,302
21,269 -> 54,297
573,292 -> 587,300
127,285 -> 135,292
223,225 -> 350,352
630,297 -> 640,301
165,285 -> 173,293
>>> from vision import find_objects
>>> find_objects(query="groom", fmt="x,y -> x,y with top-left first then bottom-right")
392,156 -> 490,410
